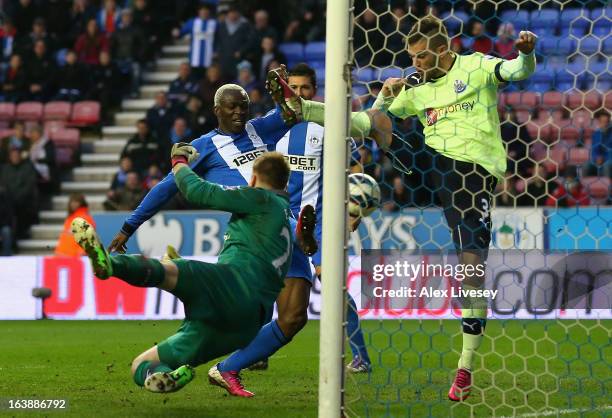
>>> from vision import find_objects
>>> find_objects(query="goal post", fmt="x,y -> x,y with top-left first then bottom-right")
318,0 -> 353,416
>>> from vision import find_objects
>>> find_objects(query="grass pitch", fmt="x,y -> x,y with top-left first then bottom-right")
1,320 -> 609,418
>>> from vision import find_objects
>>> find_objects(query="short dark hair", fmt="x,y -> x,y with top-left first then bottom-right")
253,152 -> 290,190
289,63 -> 317,87
406,15 -> 449,50
594,110 -> 610,120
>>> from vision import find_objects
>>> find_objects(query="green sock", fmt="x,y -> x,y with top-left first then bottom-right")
133,360 -> 172,386
110,255 -> 165,288
302,99 -> 371,137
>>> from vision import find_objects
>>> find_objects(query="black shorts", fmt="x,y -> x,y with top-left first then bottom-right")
426,147 -> 497,251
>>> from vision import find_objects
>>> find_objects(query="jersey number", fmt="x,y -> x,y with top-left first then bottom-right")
272,227 -> 291,276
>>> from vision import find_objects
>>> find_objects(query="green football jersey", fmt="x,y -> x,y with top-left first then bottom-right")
388,52 -> 507,180
175,167 -> 293,282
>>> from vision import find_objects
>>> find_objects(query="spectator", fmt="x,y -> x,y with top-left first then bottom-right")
132,0 -> 160,64
169,117 -> 192,145
235,60 -> 259,92
25,40 -> 56,101
75,18 -> 109,66
383,176 -> 411,211
110,156 -> 133,191
97,0 -> 121,35
585,111 -> 611,178
468,21 -> 493,54
55,193 -> 95,256
120,119 -> 166,174
111,9 -> 145,97
0,185 -> 14,256
545,171 -> 590,207
517,165 -> 549,207
103,171 -> 146,211
495,172 -> 517,207
253,36 -> 286,81
172,3 -> 217,78
0,20 -> 17,68
146,92 -> 176,145
495,22 -> 517,60
0,147 -> 38,238
44,0 -> 73,47
29,124 -> 58,206
1,54 -> 28,102
178,95 -> 210,137
198,63 -> 225,109
143,164 -> 162,191
167,62 -> 198,106
248,87 -> 270,118
254,11 -> 278,47
68,0 -> 96,48
0,122 -> 30,163
500,110 -> 532,176
215,5 -> 254,79
8,0 -> 37,35
89,50 -> 122,124
15,17 -> 58,56
284,2 -> 324,43
54,49 -> 88,102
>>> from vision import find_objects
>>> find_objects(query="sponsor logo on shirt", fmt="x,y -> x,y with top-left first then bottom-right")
284,154 -> 320,172
309,136 -> 321,146
231,147 -> 268,168
424,100 -> 475,126
454,79 -> 467,93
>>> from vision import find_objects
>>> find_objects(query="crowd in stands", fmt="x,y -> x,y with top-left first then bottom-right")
0,0 -> 610,255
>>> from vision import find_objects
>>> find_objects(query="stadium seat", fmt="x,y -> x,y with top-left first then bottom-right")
568,147 -> 589,165
278,43 -> 304,62
314,67 -> 325,86
352,85 -> 369,98
560,125 -> 581,142
43,101 -> 71,121
0,103 -> 15,121
604,91 -> 612,109
529,9 -> 559,31
309,60 -> 325,70
50,128 -> 80,167
353,67 -> 375,83
555,69 -> 582,92
440,11 -> 469,34
568,90 -> 602,110
541,91 -> 564,110
69,101 -> 100,126
514,109 -> 531,124
44,120 -> 67,137
500,9 -> 529,30
592,19 -> 609,37
15,102 -> 43,121
582,176 -> 610,201
506,91 -> 539,110
577,37 -> 601,55
589,7 -> 611,21
540,38 -> 575,56
529,70 -> 554,93
0,128 -> 15,139
304,42 -> 325,61
378,67 -> 403,81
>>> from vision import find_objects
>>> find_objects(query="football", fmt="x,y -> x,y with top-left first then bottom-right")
348,173 -> 381,217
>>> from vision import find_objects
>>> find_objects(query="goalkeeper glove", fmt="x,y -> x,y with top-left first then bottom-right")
171,142 -> 199,168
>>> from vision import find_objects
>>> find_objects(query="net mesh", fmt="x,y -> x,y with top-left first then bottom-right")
343,1 -> 610,416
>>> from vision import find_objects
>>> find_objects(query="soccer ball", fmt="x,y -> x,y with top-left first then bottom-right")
348,173 -> 381,217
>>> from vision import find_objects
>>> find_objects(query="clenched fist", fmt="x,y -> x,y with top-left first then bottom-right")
515,31 -> 538,54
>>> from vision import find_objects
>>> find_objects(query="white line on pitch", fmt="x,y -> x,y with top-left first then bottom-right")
493,404 -> 611,418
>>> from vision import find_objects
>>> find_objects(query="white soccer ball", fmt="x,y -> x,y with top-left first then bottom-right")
348,173 -> 381,217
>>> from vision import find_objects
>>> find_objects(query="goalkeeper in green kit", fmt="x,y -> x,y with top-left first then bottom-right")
267,15 -> 536,402
71,148 -> 303,394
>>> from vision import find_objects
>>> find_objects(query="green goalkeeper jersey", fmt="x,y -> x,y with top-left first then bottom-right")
175,167 -> 293,283
388,52 -> 507,180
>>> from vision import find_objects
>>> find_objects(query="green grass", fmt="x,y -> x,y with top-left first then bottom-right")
1,320 -> 610,418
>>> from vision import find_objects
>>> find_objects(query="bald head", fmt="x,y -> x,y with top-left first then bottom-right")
214,84 -> 250,134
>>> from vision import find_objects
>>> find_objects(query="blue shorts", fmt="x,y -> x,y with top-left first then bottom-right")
287,217 -> 314,283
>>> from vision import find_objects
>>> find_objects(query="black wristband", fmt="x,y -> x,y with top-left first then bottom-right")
120,221 -> 136,237
494,61 -> 506,83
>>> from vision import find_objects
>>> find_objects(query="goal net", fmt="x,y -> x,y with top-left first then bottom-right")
339,1 -> 611,417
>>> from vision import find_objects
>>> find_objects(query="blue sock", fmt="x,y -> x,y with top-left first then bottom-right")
218,320 -> 289,372
347,293 -> 370,363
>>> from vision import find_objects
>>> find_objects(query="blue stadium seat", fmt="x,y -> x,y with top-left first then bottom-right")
604,37 -> 612,55
592,19 -> 610,37
590,7 -> 611,20
305,42 -> 326,61
500,10 -> 530,31
440,11 -> 469,34
578,37 -> 601,55
378,67 -> 403,81
558,13 -> 590,38
593,78 -> 610,93
529,9 -> 559,31
352,85 -> 369,97
540,37 -> 575,55
309,60 -> 325,70
529,69 -> 554,92
314,66 -> 325,85
559,8 -> 583,26
531,25 -> 556,37
55,48 -> 68,66
279,43 -> 305,62
555,69 -> 583,91
583,61 -> 609,88
353,67 -> 375,83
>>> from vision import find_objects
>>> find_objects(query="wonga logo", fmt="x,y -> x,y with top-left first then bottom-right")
137,214 -> 183,256
425,108 -> 438,125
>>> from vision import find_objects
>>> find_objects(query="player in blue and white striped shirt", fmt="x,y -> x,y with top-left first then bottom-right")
173,4 -> 216,76
214,64 -> 373,389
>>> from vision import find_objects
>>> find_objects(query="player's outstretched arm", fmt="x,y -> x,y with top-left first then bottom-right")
497,31 -> 537,81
